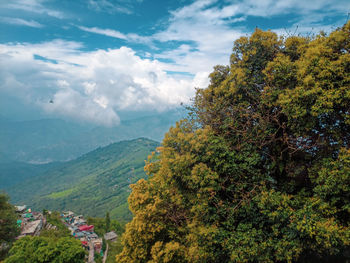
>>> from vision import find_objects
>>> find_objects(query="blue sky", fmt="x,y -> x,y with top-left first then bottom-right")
0,0 -> 348,126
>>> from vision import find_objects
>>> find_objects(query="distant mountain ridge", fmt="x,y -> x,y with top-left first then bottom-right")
0,110 -> 184,163
6,138 -> 159,221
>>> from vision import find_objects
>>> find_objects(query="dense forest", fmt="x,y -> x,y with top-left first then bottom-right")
116,22 -> 350,262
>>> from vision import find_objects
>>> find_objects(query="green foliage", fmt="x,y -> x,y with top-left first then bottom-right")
46,212 -> 70,236
4,236 -> 86,263
102,238 -> 107,252
8,138 -> 159,221
85,216 -> 124,263
117,22 -> 350,262
0,194 -> 19,260
106,237 -> 123,263
0,161 -> 59,189
40,211 -> 71,239
95,252 -> 103,263
105,212 -> 111,232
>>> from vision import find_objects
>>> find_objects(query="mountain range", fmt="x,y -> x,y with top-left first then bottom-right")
0,109 -> 184,163
3,138 -> 159,222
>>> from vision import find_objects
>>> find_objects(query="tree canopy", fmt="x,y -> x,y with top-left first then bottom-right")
4,236 -> 86,263
117,22 -> 350,263
0,194 -> 19,260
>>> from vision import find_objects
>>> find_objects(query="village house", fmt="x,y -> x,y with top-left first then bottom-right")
92,238 -> 103,253
74,231 -> 85,239
59,210 -> 106,257
78,224 -> 94,232
87,232 -> 98,241
68,225 -> 79,235
104,231 -> 118,242
15,206 -> 45,239
15,205 -> 27,213
73,217 -> 86,226
18,219 -> 43,238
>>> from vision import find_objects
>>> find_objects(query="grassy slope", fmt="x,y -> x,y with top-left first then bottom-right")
8,138 -> 159,221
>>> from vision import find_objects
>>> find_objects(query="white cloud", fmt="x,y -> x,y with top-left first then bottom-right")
77,0 -> 348,77
87,0 -> 144,14
230,0 -> 350,17
88,0 -> 133,14
78,26 -> 127,40
1,0 -> 347,127
0,41 -> 206,126
0,17 -> 43,28
150,0 -> 348,74
1,0 -> 64,19
77,25 -> 151,44
151,1 -> 245,74
77,0 -> 245,74
42,88 -> 120,126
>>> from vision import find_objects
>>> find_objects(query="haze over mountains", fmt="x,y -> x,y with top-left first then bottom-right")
0,109 -> 184,163
0,109 -> 182,220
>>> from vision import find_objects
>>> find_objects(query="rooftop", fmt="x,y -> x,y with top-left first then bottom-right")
15,205 -> 27,212
21,220 -> 41,235
104,231 -> 118,241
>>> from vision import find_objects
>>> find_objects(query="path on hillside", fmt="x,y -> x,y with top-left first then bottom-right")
88,242 -> 95,263
103,243 -> 109,263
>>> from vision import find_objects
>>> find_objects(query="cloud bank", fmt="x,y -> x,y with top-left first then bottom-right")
1,0 -> 348,126
0,40 -> 207,126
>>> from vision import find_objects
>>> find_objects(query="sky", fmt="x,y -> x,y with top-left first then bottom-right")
0,0 -> 349,126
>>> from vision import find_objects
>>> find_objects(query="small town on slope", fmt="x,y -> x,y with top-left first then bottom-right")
14,205 -> 117,262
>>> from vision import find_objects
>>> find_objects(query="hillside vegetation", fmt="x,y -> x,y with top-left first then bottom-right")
0,160 -> 60,189
117,23 -> 350,262
8,138 -> 159,221
0,194 -> 19,260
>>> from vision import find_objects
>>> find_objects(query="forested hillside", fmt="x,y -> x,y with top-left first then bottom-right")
117,22 -> 350,262
7,138 -> 159,221
0,159 -> 60,189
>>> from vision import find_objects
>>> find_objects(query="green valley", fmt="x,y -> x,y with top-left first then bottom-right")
6,138 -> 159,222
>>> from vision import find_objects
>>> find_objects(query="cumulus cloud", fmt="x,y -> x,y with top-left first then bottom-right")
0,41 -> 206,126
41,87 -> 120,126
2,0 -> 347,127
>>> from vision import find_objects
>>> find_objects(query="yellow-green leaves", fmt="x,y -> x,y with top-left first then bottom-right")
117,22 -> 350,263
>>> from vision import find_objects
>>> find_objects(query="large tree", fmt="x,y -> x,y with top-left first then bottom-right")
4,236 -> 86,263
0,194 -> 19,260
117,22 -> 350,263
